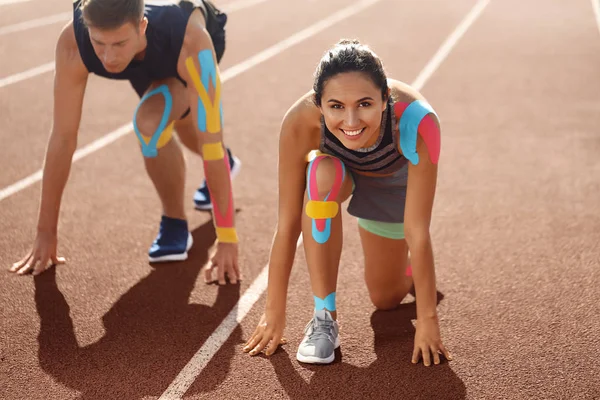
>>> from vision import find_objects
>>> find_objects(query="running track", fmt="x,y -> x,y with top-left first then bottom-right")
1,0 -> 600,399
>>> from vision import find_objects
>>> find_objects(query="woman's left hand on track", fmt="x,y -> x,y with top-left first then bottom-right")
412,315 -> 452,366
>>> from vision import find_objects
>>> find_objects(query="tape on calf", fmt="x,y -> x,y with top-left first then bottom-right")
314,292 -> 336,312
185,50 -> 223,134
395,100 -> 440,165
305,155 -> 345,244
133,84 -> 173,158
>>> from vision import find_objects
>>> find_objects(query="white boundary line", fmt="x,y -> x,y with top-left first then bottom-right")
0,0 -> 31,5
0,0 -> 271,88
412,0 -> 491,90
0,12 -> 71,36
592,0 -> 600,36
0,62 -> 54,88
158,0 -> 491,398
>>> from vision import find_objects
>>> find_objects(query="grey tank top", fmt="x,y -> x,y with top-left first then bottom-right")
318,100 -> 409,223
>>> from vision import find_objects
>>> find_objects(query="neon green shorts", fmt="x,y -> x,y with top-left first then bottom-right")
357,218 -> 405,240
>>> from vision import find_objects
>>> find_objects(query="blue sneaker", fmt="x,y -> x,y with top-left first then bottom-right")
148,216 -> 193,262
194,147 -> 242,210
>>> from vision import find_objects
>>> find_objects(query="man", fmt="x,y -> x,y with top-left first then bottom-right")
9,0 -> 241,285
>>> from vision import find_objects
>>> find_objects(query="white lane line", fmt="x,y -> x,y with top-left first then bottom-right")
592,0 -> 600,36
224,0 -> 269,13
0,12 -> 70,36
412,0 -> 491,90
0,0 -> 381,203
0,0 -> 270,88
0,62 -> 54,89
0,0 -> 31,5
158,0 -> 492,398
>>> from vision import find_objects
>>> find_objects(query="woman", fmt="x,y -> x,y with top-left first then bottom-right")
243,39 -> 451,366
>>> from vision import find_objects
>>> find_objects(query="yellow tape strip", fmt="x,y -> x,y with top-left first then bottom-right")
202,142 -> 225,161
141,121 -> 174,148
184,57 -> 222,134
216,227 -> 239,243
305,200 -> 339,219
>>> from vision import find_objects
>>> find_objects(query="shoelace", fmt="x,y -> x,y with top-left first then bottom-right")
306,317 -> 335,342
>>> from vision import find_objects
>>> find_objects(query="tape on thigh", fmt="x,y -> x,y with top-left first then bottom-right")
305,156 -> 346,244
133,84 -> 174,158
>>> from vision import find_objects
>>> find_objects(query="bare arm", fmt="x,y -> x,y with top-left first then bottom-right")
38,23 -> 88,234
243,96 -> 319,356
404,130 -> 439,320
10,23 -> 88,275
265,101 -> 317,313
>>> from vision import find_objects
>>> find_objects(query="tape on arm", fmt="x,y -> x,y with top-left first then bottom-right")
185,50 -> 237,243
395,100 -> 440,165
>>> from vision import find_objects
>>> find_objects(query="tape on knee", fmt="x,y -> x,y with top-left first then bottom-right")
133,84 -> 174,158
395,100 -> 440,165
314,292 -> 336,311
306,155 -> 345,244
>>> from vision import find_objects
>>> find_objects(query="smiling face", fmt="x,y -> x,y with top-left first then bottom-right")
87,18 -> 147,73
319,71 -> 388,150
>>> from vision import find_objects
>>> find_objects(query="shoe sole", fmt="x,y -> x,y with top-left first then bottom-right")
194,156 -> 242,211
295,335 -> 340,365
148,233 -> 194,263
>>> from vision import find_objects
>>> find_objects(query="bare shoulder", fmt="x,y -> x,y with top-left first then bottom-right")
181,8 -> 210,50
55,21 -> 88,76
280,90 -> 322,148
387,78 -> 428,104
388,78 -> 440,127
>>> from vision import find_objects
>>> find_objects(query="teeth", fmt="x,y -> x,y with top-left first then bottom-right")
342,128 -> 363,136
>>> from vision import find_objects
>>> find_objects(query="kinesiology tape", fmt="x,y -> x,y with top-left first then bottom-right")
394,100 -> 440,165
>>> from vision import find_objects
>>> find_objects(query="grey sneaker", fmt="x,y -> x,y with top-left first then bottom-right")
296,309 -> 340,364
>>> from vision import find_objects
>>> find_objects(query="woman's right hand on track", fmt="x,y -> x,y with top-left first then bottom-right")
243,308 -> 287,357
9,231 -> 65,276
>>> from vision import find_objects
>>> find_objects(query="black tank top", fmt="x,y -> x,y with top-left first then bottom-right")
319,100 -> 409,177
72,0 -> 199,95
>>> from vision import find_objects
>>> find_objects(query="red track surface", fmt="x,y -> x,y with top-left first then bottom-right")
1,0 -> 600,399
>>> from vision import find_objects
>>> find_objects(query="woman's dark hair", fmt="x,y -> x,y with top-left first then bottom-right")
80,0 -> 144,30
313,39 -> 388,107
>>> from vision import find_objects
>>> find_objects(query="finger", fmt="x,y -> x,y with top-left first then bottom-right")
10,253 -> 32,272
51,255 -> 66,265
32,254 -> 51,276
17,257 -> 38,275
422,346 -> 432,367
243,331 -> 262,353
265,333 -> 282,356
233,258 -> 241,281
432,346 -> 441,365
217,263 -> 226,286
411,346 -> 420,364
250,335 -> 271,356
227,262 -> 238,285
204,262 -> 215,284
439,343 -> 453,361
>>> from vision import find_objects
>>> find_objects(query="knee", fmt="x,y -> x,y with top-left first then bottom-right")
305,155 -> 346,200
133,85 -> 178,157
135,108 -> 167,140
369,291 -> 403,311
